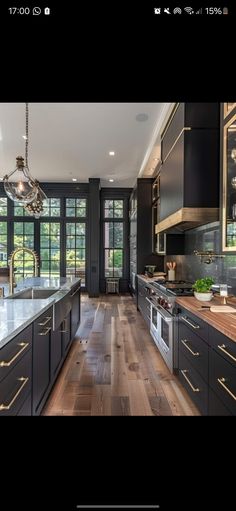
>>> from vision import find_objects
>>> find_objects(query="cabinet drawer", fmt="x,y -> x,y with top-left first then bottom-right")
0,349 -> 32,416
34,307 -> 53,336
209,349 -> 236,416
208,388 -> 232,416
162,104 -> 184,162
0,324 -> 32,383
179,322 -> 208,381
17,392 -> 32,416
209,326 -> 236,369
178,351 -> 208,415
179,309 -> 208,343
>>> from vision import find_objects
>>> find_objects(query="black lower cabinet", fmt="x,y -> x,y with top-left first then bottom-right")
208,388 -> 232,416
50,327 -> 62,380
209,349 -> 236,416
62,311 -> 72,355
32,307 -> 53,416
0,349 -> 32,416
178,350 -> 208,415
17,392 -> 32,416
70,284 -> 81,339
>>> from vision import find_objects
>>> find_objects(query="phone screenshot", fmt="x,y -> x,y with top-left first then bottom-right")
0,3 -> 235,423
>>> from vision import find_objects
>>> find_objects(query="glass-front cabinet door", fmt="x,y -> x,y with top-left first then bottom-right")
222,108 -> 236,251
224,103 -> 236,120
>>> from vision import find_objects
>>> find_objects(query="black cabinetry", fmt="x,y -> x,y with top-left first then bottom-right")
158,103 -> 220,232
129,179 -> 164,297
137,277 -> 151,328
178,305 -> 236,415
0,324 -> 32,416
70,282 -> 81,340
32,307 -> 53,416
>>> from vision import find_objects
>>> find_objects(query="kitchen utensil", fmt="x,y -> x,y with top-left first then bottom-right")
210,305 -> 236,313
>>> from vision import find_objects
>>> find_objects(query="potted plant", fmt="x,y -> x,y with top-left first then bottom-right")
192,277 -> 215,302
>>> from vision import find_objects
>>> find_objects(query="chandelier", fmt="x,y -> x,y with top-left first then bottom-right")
3,103 -> 40,205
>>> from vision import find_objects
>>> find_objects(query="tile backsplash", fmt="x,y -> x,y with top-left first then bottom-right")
165,222 -> 236,295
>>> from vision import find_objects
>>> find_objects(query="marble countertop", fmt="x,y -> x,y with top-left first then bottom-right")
0,277 -> 81,350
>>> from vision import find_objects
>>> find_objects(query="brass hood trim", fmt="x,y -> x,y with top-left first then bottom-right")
155,208 -> 219,234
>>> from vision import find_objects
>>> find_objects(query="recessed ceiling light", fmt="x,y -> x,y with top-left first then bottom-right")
109,179 -> 114,182
22,135 -> 27,140
136,113 -> 149,122
153,157 -> 159,161
109,151 -> 115,156
72,178 -> 77,182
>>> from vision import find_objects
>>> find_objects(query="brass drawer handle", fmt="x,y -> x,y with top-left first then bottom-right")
218,377 -> 236,401
39,326 -> 51,336
70,288 -> 79,297
218,344 -> 236,363
0,342 -> 29,368
181,339 -> 199,357
180,369 -> 200,392
60,320 -> 68,333
182,316 -> 200,329
38,316 -> 51,326
0,377 -> 29,411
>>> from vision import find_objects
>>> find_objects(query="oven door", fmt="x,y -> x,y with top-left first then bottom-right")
159,311 -> 173,354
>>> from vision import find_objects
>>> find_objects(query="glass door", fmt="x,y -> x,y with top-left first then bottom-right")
222,110 -> 236,251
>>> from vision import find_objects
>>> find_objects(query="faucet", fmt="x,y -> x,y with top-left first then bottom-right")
9,247 -> 39,295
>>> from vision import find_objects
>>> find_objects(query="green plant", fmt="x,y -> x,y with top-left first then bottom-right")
192,277 -> 215,293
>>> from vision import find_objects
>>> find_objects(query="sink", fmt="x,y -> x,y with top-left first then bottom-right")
7,287 -> 60,299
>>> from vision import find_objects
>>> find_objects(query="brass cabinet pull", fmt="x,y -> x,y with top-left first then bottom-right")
218,344 -> 236,363
38,316 -> 51,326
181,339 -> 200,357
0,377 -> 29,411
70,288 -> 79,297
38,326 -> 51,336
180,369 -> 200,392
60,319 -> 68,333
218,377 -> 236,401
181,316 -> 200,329
0,342 -> 29,368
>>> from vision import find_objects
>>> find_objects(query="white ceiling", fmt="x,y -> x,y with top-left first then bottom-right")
0,103 -> 170,187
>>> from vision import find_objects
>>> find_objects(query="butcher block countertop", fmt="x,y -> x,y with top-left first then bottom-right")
176,295 -> 236,343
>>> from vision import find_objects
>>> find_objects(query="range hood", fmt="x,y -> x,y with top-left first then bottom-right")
155,207 -> 219,234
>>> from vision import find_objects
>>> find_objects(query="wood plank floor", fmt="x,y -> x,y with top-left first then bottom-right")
42,294 -> 200,416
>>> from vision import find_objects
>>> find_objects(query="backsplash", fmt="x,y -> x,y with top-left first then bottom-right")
165,222 -> 236,295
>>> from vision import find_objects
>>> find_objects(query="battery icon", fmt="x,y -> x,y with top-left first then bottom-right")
223,7 -> 228,14
44,7 -> 50,15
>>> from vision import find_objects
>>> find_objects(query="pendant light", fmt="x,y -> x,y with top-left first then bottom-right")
3,103 -> 38,204
24,181 -> 47,218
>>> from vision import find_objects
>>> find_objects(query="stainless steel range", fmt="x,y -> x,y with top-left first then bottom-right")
147,280 -> 194,372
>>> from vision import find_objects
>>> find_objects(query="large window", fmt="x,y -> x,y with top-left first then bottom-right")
104,200 -> 124,277
0,192 -> 88,286
13,222 -> 35,281
40,222 -> 61,277
66,222 -> 86,284
0,221 -> 7,267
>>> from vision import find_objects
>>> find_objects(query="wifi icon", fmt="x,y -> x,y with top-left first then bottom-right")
173,7 -> 182,14
184,6 -> 194,14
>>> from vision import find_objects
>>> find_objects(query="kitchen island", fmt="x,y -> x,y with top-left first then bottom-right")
0,277 -> 81,416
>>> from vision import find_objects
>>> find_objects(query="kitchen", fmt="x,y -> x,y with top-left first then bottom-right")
0,102 -> 235,416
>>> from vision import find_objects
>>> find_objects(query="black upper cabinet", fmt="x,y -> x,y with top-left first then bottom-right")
160,103 -> 220,224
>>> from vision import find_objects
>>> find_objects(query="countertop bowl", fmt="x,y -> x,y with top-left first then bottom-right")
194,291 -> 213,302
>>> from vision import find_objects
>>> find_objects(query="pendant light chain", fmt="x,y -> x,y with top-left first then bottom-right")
25,102 -> 29,167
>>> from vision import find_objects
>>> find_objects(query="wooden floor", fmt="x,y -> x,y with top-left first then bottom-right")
43,294 -> 200,416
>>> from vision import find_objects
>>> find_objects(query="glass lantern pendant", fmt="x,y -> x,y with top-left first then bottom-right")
24,182 -> 47,218
3,155 -> 38,204
3,103 -> 40,204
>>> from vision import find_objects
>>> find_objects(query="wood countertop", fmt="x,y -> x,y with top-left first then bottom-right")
176,295 -> 236,343
137,274 -> 166,284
